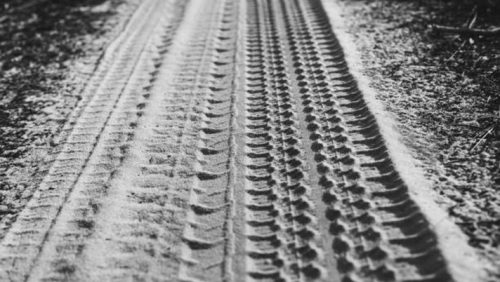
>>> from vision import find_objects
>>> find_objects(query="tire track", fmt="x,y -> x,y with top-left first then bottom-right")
0,0 -> 185,281
275,0 -> 452,281
69,0 -> 239,281
178,0 -> 238,280
27,4 -> 187,281
166,3 -> 242,280
243,0 -> 323,280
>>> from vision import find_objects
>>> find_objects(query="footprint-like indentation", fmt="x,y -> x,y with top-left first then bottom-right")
190,203 -> 227,215
336,257 -> 354,273
246,203 -> 275,211
201,127 -> 225,134
196,171 -> 225,181
248,271 -> 282,280
295,228 -> 315,241
183,237 -> 220,250
325,208 -> 341,221
297,246 -> 317,261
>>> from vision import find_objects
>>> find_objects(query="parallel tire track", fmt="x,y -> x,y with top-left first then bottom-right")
73,0 -> 238,281
0,0 -> 185,281
0,0 -> 464,281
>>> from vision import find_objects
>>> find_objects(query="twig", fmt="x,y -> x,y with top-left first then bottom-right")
13,0 -> 50,12
433,25 -> 500,36
2,0 -> 50,15
0,0 -> 50,23
447,40 -> 466,61
466,6 -> 478,29
469,125 -> 495,154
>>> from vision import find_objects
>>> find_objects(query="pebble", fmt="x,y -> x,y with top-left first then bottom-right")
0,205 -> 9,213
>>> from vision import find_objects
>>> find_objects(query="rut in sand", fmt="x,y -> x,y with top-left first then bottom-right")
0,0 -> 474,281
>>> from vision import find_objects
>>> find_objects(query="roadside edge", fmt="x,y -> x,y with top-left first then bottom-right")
320,0 -> 489,281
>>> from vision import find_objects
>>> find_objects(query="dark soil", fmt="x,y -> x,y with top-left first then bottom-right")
0,0 -> 135,236
336,0 -> 500,279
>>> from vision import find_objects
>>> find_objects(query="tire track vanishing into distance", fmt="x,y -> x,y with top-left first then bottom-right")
243,0 -> 324,280
241,0 -> 450,281
273,0 -> 450,280
0,0 -> 186,280
0,0 -> 474,281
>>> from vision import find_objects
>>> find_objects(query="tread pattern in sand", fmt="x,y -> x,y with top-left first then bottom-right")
244,0 -> 323,280
0,0 -> 457,281
274,0 -> 451,281
0,0 -> 186,281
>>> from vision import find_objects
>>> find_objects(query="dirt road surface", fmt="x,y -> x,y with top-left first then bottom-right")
0,0 -> 489,281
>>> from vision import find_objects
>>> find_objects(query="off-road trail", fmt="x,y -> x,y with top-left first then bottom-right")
0,0 -> 483,281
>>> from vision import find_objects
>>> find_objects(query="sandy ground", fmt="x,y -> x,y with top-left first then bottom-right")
0,0 -> 496,281
330,0 -> 500,279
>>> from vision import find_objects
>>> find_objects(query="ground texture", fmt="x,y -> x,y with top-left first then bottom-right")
0,0 -> 496,281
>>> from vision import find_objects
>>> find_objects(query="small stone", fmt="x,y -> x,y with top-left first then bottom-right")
0,205 -> 10,213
